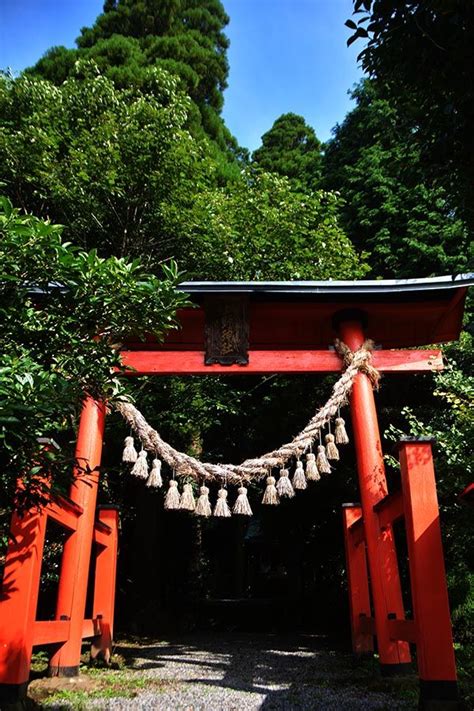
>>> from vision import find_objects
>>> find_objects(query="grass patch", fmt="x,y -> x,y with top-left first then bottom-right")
29,668 -> 176,710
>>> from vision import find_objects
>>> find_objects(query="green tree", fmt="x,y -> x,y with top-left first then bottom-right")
29,0 -> 236,152
168,168 -> 369,280
252,113 -> 322,191
0,62 -> 204,259
0,195 -> 187,515
347,0 -> 474,246
0,65 -> 366,281
323,81 -> 469,278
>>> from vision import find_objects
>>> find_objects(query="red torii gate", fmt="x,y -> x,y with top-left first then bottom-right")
0,274 -> 471,709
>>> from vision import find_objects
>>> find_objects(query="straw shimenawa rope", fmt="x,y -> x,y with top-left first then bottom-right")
114,340 -> 379,485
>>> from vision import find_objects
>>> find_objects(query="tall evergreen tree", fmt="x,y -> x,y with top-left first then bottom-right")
323,81 -> 468,278
29,0 -> 236,151
252,113 -> 322,191
347,0 -> 474,244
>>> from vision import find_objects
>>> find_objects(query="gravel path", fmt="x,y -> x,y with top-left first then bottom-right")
44,634 -> 416,710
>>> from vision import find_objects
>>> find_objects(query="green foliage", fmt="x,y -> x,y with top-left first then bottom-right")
29,0 -> 236,152
0,66 -> 367,282
347,0 -> 474,241
0,63 -> 200,259
166,168 -> 369,279
252,113 -> 322,191
323,81 -> 469,277
0,196 -> 187,514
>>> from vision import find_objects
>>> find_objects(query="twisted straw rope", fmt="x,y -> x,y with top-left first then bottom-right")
114,340 -> 379,485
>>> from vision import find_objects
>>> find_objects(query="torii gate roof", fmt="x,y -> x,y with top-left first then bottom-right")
166,273 -> 473,350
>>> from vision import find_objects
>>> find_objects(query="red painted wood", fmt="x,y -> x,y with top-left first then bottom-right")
0,506 -> 48,684
342,506 -> 374,654
93,519 -> 112,549
374,490 -> 404,529
399,441 -> 457,682
349,520 -> 365,548
32,621 -> 70,646
82,618 -> 101,639
339,320 -> 411,668
359,615 -> 376,636
120,349 -> 443,375
49,398 -> 106,676
91,508 -> 119,663
388,619 -> 417,644
127,294 -> 466,350
46,498 -> 82,531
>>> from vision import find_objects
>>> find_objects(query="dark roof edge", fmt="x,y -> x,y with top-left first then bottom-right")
178,273 -> 474,295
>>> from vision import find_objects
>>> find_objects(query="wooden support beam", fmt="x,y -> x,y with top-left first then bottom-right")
398,438 -> 458,705
388,619 -> 417,644
91,507 -> 119,664
0,506 -> 48,688
33,621 -> 70,646
120,349 -> 443,375
342,505 -> 374,655
374,490 -> 404,529
93,518 -> 112,549
49,398 -> 106,678
46,495 -> 83,532
82,618 -> 102,639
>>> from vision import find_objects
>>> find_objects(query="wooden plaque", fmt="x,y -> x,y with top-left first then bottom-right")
204,295 -> 249,365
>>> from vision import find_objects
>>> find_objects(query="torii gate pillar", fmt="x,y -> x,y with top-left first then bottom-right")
339,318 -> 412,673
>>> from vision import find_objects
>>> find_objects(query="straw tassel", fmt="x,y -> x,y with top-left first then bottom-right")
146,458 -> 163,488
195,485 -> 212,517
325,433 -> 339,461
233,486 -> 253,516
213,488 -> 232,517
276,468 -> 295,498
164,479 -> 180,510
262,476 -> 279,505
131,449 -> 149,479
180,482 -> 196,511
122,436 -> 138,463
292,460 -> 307,490
316,444 -> 331,474
335,417 -> 349,445
305,452 -> 320,481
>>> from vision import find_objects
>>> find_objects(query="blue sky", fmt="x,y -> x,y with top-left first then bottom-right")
0,0 -> 364,150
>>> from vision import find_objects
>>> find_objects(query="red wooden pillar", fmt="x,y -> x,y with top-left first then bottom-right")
339,319 -> 411,673
342,504 -> 373,655
90,506 -> 119,664
398,438 -> 459,708
49,397 -> 105,677
0,503 -> 48,701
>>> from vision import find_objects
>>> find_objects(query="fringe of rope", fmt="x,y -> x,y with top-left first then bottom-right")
113,339 -> 378,485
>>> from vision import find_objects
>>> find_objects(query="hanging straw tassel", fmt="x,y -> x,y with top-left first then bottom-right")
122,436 -> 138,463
233,486 -> 253,516
195,485 -> 212,517
292,460 -> 307,490
131,449 -> 149,479
335,416 -> 349,445
262,476 -> 279,505
180,482 -> 196,511
146,458 -> 163,488
325,433 -> 339,461
316,444 -> 331,475
164,479 -> 180,510
305,452 -> 320,481
276,468 -> 295,498
213,488 -> 232,517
